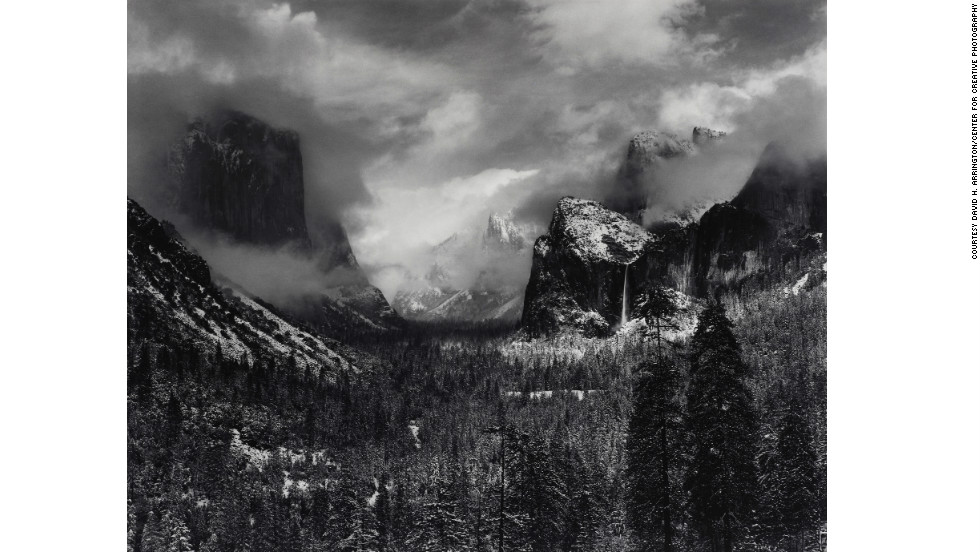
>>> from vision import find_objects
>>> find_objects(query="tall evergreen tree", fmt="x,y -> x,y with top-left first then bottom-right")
162,511 -> 194,552
626,357 -> 686,552
685,303 -> 758,552
772,390 -> 820,551
140,511 -> 165,552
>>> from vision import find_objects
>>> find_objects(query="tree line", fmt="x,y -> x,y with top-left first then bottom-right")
128,286 -> 825,551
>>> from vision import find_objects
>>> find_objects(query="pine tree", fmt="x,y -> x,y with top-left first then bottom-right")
685,303 -> 758,552
339,505 -> 380,552
162,511 -> 194,552
626,357 -> 686,552
140,511 -> 165,552
324,473 -> 363,550
564,450 -> 601,552
375,477 -> 393,551
772,390 -> 820,551
390,478 -> 413,551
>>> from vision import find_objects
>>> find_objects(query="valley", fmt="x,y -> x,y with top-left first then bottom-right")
128,112 -> 826,552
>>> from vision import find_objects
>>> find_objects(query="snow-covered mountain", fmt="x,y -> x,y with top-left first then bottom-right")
127,198 -> 371,377
391,212 -> 534,323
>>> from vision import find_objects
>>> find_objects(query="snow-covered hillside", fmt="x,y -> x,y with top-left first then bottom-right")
127,198 -> 369,378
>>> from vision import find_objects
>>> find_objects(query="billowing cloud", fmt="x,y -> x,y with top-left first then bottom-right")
524,0 -> 712,70
129,0 -> 826,301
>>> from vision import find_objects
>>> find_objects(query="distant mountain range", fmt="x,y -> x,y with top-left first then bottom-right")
391,212 -> 535,323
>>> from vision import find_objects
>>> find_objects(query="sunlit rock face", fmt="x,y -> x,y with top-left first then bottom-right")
521,197 -> 656,337
523,143 -> 827,337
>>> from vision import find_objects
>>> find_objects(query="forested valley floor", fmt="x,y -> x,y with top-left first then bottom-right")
128,286 -> 826,552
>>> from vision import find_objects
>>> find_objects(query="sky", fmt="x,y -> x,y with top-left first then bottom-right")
128,0 -> 827,298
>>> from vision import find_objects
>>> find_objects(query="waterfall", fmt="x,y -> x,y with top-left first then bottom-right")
620,264 -> 629,327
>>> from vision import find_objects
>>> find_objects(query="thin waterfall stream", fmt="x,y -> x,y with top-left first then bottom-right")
620,264 -> 629,326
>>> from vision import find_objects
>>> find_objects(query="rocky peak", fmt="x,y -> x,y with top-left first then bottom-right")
692,126 -> 727,146
390,211 -> 532,323
484,212 -> 528,252
127,197 -> 362,375
608,127 -> 724,221
626,130 -> 695,169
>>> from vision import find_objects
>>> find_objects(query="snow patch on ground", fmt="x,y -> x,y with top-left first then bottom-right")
504,389 -> 601,401
408,422 -> 421,449
783,273 -> 811,297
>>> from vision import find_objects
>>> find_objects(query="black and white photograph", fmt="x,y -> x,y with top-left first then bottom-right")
5,1 -> 980,551
124,2 -> 827,550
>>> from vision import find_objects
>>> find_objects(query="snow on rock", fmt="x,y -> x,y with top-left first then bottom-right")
550,197 -> 655,264
521,197 -> 660,337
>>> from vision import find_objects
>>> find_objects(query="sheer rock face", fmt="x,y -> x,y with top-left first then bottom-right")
640,144 -> 827,299
166,111 -> 399,331
167,111 -> 310,249
732,143 -> 827,234
127,198 -> 365,377
523,144 -> 827,337
521,198 -> 656,337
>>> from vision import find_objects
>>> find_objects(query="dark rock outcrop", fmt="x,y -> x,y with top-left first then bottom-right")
165,111 -> 400,331
692,126 -> 727,146
167,111 -> 310,248
521,198 -> 656,337
641,143 -> 827,299
732,143 -> 827,233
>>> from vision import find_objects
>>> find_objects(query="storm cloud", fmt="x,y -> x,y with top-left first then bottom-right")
128,0 -> 826,300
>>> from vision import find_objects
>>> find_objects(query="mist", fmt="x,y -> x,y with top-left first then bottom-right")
181,229 -> 365,309
128,0 -> 826,306
640,74 -> 827,226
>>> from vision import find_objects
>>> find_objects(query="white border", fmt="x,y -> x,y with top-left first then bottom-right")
2,1 -> 979,550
